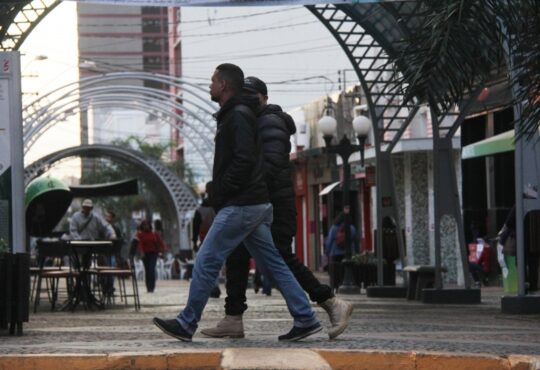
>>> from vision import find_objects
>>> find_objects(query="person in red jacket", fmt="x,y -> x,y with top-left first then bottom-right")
136,219 -> 165,292
468,238 -> 492,286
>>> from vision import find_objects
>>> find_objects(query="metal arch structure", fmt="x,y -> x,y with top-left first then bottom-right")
307,2 -> 477,289
22,72 -> 218,180
0,0 -> 60,51
27,95 -> 214,177
24,85 -> 216,174
3,1 -> 483,290
24,144 -> 199,243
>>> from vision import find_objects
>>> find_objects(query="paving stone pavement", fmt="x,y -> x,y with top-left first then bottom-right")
2,275 -> 540,357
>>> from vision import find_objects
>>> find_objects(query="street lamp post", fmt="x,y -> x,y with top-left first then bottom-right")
319,112 -> 371,294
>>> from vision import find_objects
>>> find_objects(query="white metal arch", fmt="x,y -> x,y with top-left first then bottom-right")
23,72 -> 219,180
24,86 -> 216,169
29,96 -> 214,174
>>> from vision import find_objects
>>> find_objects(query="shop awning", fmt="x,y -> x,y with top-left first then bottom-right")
319,181 -> 341,196
461,129 -> 514,160
70,178 -> 139,197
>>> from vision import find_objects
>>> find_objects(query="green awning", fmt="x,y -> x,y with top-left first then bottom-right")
461,129 -> 515,160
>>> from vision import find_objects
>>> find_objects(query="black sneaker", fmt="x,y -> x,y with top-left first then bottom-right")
153,317 -> 192,342
278,322 -> 322,342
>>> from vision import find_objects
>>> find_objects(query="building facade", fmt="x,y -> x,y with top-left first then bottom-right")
77,4 -> 174,152
289,89 -> 468,284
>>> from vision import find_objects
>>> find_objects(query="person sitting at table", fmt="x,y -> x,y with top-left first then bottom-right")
135,219 -> 166,293
69,199 -> 116,241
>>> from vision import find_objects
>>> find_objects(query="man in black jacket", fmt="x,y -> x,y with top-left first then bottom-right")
201,77 -> 353,340
153,64 -> 321,342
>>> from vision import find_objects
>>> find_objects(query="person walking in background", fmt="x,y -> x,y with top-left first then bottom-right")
192,182 -> 220,297
192,182 -> 215,253
105,210 -> 123,242
325,212 -> 359,263
253,266 -> 272,296
153,63 -> 320,342
136,219 -> 165,293
102,210 -> 124,296
325,212 -> 359,291
105,210 -> 124,260
201,76 -> 352,341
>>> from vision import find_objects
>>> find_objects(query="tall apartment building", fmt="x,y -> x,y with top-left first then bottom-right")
77,4 -> 174,154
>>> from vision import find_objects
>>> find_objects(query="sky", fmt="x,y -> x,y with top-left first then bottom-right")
19,1 -> 358,180
20,1 -> 80,178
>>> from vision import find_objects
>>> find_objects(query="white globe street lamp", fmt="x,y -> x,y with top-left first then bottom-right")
317,111 -> 372,294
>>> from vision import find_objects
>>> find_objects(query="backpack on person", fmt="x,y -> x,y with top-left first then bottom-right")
335,224 -> 347,250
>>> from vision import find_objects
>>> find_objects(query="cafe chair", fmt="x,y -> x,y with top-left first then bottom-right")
177,250 -> 194,281
91,251 -> 141,311
162,253 -> 177,280
33,241 -> 78,313
134,257 -> 145,281
155,257 -> 166,280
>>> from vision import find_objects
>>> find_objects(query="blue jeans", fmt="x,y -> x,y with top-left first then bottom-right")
176,203 -> 318,334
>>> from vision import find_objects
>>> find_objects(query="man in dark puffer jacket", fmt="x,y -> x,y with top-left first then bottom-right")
153,64 -> 321,343
201,77 -> 353,340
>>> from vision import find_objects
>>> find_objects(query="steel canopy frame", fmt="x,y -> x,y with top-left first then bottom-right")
22,73 -> 218,179
26,96 -> 215,175
308,2 -> 422,287
0,0 -> 60,51
307,2 -> 481,290
23,85 -> 216,173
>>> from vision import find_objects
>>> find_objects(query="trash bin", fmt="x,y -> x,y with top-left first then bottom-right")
503,255 -> 518,294
0,252 -> 30,335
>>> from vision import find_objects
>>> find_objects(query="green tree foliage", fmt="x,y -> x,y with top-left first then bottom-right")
392,0 -> 539,138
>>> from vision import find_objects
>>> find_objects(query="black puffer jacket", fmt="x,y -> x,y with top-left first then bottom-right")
211,95 -> 269,210
258,104 -> 297,203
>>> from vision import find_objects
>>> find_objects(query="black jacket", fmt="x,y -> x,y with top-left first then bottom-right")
258,104 -> 297,203
211,96 -> 269,210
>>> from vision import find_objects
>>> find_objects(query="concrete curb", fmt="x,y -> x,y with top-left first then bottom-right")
1,349 -> 539,370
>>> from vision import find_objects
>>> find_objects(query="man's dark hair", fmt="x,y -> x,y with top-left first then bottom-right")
107,210 -> 116,218
216,63 -> 244,94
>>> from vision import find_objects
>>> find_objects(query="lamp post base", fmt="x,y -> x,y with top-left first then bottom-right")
337,283 -> 361,295
337,260 -> 360,295
501,295 -> 540,314
366,286 -> 407,298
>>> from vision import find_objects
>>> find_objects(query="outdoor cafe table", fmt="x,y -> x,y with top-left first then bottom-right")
67,240 -> 114,311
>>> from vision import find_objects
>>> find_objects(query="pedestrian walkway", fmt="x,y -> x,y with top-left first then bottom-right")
1,275 -> 540,369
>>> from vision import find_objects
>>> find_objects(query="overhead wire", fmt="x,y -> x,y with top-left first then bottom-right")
76,6 -> 301,27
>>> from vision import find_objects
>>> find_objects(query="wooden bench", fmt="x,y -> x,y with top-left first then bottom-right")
404,265 -> 447,300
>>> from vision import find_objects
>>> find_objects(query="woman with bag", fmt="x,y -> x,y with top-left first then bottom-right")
136,219 -> 166,293
497,205 -> 517,292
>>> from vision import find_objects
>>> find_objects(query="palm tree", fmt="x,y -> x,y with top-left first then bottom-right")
392,0 -> 539,139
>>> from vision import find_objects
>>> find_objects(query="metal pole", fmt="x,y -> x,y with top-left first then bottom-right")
338,147 -> 359,294
0,52 -> 25,254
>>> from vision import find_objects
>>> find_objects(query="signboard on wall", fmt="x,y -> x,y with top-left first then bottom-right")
0,52 -> 25,253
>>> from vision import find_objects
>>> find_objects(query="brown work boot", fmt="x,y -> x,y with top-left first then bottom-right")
200,315 -> 244,338
319,297 -> 353,339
